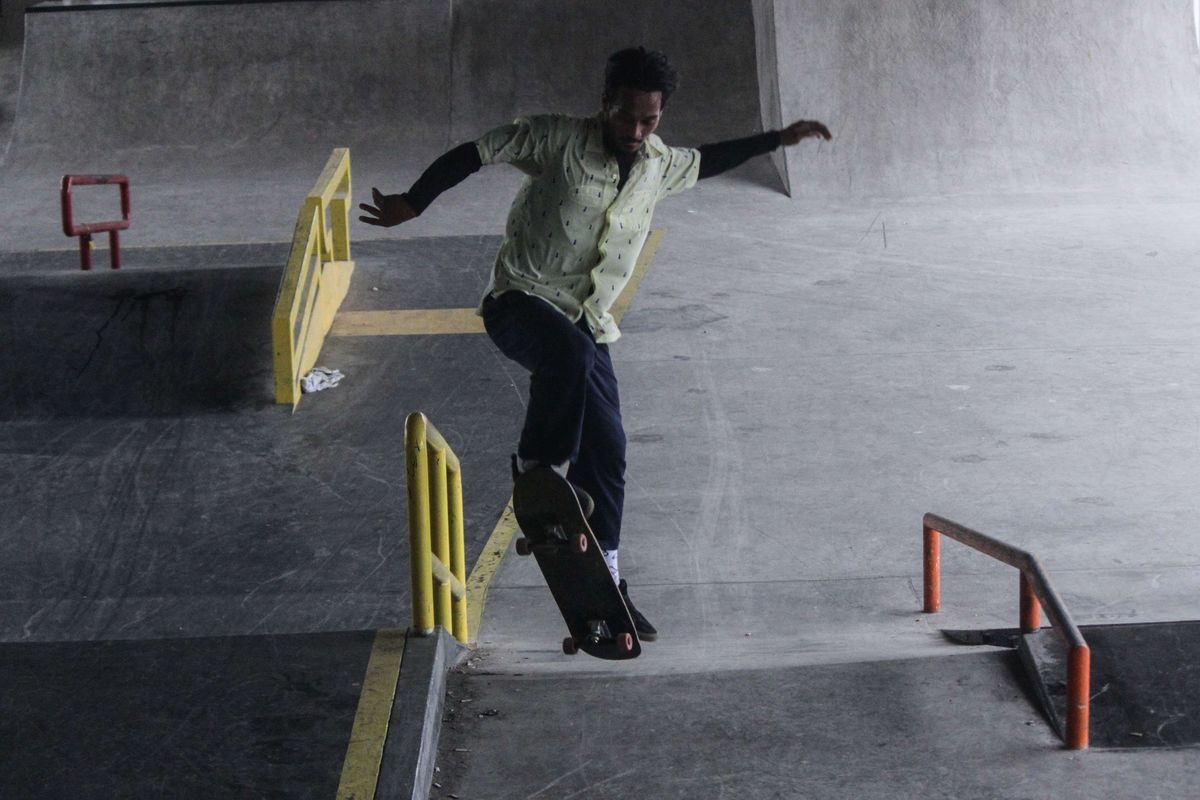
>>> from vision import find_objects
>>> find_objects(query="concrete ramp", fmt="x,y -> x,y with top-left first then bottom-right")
4,0 -> 453,172
764,0 -> 1200,198
0,0 -> 765,250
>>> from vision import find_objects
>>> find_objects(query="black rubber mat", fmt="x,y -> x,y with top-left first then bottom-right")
1020,621 -> 1200,748
0,631 -> 375,798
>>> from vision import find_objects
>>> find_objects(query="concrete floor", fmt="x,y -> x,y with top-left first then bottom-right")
2,1 -> 1200,797
433,654 -> 1200,800
436,189 -> 1200,796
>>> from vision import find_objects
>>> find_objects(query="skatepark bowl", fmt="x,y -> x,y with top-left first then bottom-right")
3,0 -> 1200,798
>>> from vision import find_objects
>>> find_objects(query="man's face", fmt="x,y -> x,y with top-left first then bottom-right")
602,87 -> 664,154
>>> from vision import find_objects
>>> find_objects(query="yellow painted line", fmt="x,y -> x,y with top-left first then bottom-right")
327,227 -> 667,338
331,308 -> 484,337
335,629 -> 407,800
610,227 -> 666,325
465,502 -> 520,643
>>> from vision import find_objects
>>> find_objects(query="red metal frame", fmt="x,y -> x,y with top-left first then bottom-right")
922,512 -> 1091,750
60,174 -> 131,270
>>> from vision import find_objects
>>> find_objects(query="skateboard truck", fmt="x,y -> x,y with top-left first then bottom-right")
586,619 -> 613,645
562,621 -> 634,656
515,525 -> 588,556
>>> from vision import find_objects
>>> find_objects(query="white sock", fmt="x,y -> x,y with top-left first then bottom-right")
603,549 -> 619,585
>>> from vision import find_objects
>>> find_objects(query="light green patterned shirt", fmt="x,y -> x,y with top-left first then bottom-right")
475,113 -> 701,343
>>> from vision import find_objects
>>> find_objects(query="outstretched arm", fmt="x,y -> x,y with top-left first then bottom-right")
359,142 -> 484,227
697,119 -> 831,180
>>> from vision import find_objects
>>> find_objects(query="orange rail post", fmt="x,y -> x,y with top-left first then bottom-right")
923,523 -> 940,613
1019,572 -> 1041,632
1067,646 -> 1091,750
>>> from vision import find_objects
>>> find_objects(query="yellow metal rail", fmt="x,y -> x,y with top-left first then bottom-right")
405,412 -> 469,643
272,148 -> 357,409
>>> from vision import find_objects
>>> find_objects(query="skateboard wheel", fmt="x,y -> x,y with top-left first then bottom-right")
515,537 -> 532,556
617,633 -> 634,654
562,636 -> 579,656
571,533 -> 588,554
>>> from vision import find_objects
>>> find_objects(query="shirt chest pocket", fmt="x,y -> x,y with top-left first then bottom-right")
567,174 -> 616,211
561,153 -> 616,208
627,183 -> 658,208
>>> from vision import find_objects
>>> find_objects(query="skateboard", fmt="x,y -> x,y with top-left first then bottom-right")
511,467 -> 641,660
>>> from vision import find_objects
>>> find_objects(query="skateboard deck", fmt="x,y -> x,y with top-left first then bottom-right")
512,468 -> 641,660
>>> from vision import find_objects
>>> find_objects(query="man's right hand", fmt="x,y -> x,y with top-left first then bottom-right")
359,188 -> 417,227
780,120 -> 832,146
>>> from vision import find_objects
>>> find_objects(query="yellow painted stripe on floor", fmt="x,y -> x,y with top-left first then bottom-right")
335,629 -> 407,800
610,227 -> 665,325
331,308 -> 485,337
327,227 -> 667,338
465,502 -> 520,643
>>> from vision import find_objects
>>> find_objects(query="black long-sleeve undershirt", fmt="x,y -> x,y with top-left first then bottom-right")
402,130 -> 784,215
404,142 -> 483,215
697,130 -> 782,180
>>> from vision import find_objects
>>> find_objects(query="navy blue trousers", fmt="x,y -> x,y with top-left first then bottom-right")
481,291 -> 626,551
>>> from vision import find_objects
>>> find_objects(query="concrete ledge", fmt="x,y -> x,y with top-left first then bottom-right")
378,628 -> 463,800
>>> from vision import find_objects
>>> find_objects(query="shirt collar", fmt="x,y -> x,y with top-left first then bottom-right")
588,114 -> 667,160
641,134 -> 668,159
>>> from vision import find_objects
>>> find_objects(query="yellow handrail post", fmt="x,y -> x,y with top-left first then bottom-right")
406,414 -> 435,634
272,148 -> 356,410
430,444 -> 452,631
331,191 -> 351,263
405,412 -> 471,645
448,466 -> 468,642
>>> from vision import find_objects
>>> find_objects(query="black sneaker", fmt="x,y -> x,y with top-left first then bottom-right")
618,579 -> 657,642
511,456 -> 595,518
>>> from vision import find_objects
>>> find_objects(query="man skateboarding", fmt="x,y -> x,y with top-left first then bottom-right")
361,47 -> 831,643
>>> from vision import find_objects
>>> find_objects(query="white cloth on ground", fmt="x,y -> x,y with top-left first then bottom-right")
301,366 -> 344,393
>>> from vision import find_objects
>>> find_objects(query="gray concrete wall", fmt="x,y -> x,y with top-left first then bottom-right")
3,0 -> 764,175
0,0 -> 772,249
7,0 -> 453,172
0,24 -> 20,166
771,0 -> 1200,199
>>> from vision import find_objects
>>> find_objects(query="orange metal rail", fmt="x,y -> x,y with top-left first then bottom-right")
922,512 -> 1090,749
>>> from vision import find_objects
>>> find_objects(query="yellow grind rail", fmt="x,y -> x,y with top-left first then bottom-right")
406,412 -> 469,643
272,148 -> 356,409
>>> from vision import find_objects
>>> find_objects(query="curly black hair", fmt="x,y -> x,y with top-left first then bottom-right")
604,47 -> 678,106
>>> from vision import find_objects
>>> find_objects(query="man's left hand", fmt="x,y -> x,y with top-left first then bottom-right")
359,188 -> 417,227
780,120 -> 832,146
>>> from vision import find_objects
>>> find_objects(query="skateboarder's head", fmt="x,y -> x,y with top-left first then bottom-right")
601,47 -> 677,154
